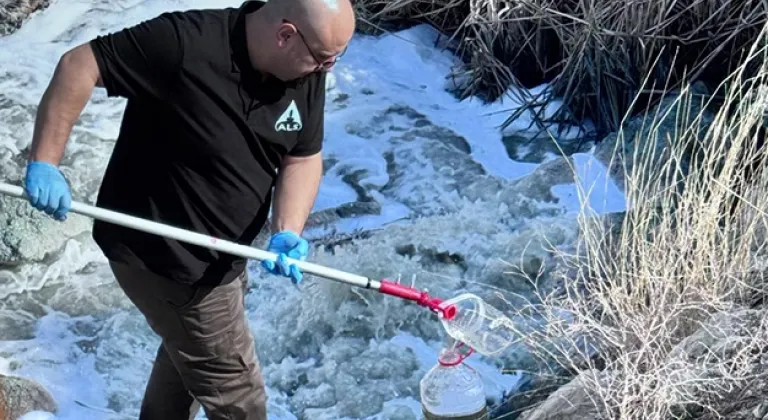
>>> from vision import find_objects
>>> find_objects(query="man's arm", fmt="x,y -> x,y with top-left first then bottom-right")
29,12 -> 184,165
270,151 -> 323,234
260,73 -> 325,283
28,43 -> 102,165
271,71 -> 327,235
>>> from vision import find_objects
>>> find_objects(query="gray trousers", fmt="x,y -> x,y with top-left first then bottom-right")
109,260 -> 267,420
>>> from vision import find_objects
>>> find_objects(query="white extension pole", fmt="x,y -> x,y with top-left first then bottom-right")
0,182 -> 378,289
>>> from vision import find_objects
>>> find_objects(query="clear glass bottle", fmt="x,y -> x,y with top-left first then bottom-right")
420,342 -> 488,419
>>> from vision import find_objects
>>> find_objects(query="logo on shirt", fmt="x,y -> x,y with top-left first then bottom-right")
275,100 -> 303,132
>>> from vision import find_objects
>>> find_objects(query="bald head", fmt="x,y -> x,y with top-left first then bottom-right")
266,0 -> 355,55
247,0 -> 355,80
274,0 -> 348,18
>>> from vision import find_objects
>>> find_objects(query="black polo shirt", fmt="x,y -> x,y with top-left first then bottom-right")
88,1 -> 326,286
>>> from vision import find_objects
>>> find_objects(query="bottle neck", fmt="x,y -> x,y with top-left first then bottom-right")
437,344 -> 473,366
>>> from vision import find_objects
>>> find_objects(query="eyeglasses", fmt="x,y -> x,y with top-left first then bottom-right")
283,19 -> 347,71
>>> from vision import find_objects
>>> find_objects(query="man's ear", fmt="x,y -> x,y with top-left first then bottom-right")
276,22 -> 296,48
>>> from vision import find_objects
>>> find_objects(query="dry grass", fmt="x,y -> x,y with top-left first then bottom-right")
355,1 -> 768,417
354,0 -> 768,138
496,21 -> 768,420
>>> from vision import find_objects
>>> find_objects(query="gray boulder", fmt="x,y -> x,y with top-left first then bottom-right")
0,194 -> 91,266
518,369 -> 611,420
593,81 -> 715,193
0,373 -> 57,419
664,308 -> 768,419
0,0 -> 50,36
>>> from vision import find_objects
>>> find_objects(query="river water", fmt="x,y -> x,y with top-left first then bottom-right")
0,1 -> 626,418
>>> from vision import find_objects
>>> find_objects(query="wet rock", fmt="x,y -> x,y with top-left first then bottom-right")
331,93 -> 349,108
509,156 -> 575,204
0,374 -> 57,419
0,239 -> 129,323
262,338 -> 422,420
497,188 -> 561,220
338,166 -> 378,201
0,0 -> 49,36
667,309 -> 767,363
9,270 -> 130,318
502,133 -> 592,164
753,402 -> 768,419
492,372 -> 568,419
664,308 -> 768,418
593,81 -> 715,193
400,119 -> 472,154
322,156 -> 339,175
311,228 -> 384,255
291,383 -> 336,412
517,369 -> 611,420
0,195 -> 91,266
0,309 -> 36,340
304,201 -> 383,228
394,244 -> 468,272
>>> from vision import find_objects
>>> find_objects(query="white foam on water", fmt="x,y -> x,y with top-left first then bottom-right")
550,153 -> 627,215
0,0 -> 626,418
0,313 -> 117,420
19,412 -> 57,420
325,24 -> 544,185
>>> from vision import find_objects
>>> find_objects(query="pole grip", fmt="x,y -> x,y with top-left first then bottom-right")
379,280 -> 456,319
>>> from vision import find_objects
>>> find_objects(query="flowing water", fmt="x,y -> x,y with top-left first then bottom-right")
0,1 -> 626,419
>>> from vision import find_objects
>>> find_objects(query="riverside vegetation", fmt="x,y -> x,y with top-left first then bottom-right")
356,1 -> 768,419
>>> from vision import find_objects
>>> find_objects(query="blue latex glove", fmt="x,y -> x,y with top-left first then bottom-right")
24,161 -> 72,221
261,230 -> 309,284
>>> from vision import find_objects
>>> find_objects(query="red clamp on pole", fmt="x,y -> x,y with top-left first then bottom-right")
378,280 -> 457,320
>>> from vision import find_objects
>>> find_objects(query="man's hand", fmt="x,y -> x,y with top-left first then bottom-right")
24,161 -> 72,221
25,42 -> 99,222
265,152 -> 320,285
261,230 -> 309,284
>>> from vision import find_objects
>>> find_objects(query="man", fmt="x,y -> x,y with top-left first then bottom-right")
22,0 -> 356,418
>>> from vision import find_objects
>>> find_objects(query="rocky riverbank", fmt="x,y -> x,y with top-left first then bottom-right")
493,77 -> 768,420
0,2 -> 63,419
0,0 -> 49,36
